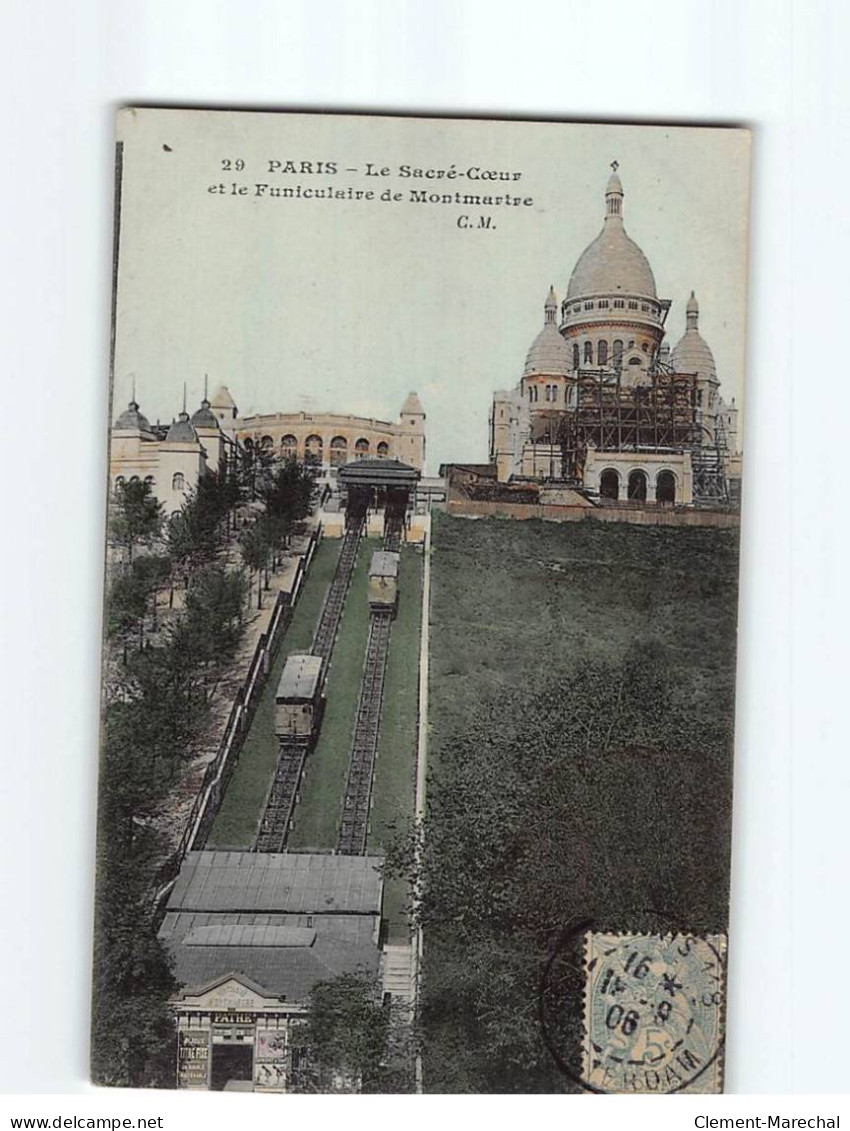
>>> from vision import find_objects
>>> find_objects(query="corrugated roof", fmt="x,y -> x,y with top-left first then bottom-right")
160,910 -> 380,1002
167,939 -> 379,1002
167,852 -> 384,915
183,925 -> 317,948
369,551 -> 399,579
276,654 -> 323,702
337,459 -> 419,486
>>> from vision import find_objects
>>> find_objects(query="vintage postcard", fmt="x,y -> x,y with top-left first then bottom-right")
94,108 -> 750,1093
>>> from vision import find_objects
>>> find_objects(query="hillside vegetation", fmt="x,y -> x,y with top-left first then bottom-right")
420,512 -> 740,1092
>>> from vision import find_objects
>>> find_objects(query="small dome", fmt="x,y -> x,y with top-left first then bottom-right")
606,168 -> 624,196
191,399 -> 220,430
114,400 -> 151,432
671,292 -> 717,382
524,324 -> 572,377
671,330 -> 716,382
524,288 -> 571,377
566,169 -> 657,301
165,412 -> 199,443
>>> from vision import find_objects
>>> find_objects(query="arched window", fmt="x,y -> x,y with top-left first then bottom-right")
304,434 -> 323,465
129,475 -> 140,484
656,470 -> 676,505
573,343 -> 580,370
172,472 -> 185,491
613,340 -> 624,366
584,341 -> 593,364
599,469 -> 619,500
114,476 -> 125,493
377,441 -> 389,459
330,436 -> 348,466
260,435 -> 274,452
627,469 -> 647,502
144,475 -> 155,488
598,340 -> 608,366
243,437 -> 254,453
355,438 -> 370,459
280,434 -> 297,459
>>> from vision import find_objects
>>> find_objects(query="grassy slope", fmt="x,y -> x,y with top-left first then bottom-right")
367,548 -> 423,942
287,539 -> 378,850
205,539 -> 340,849
429,512 -> 740,755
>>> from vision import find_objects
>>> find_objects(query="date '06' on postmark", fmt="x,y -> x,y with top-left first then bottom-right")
583,932 -> 727,1094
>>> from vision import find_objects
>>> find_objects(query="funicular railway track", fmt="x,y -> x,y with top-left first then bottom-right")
337,608 -> 394,855
254,513 -> 364,854
254,738 -> 309,852
382,511 -> 403,552
312,513 -> 365,661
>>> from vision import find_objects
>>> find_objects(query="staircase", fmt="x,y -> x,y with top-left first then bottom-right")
382,943 -> 415,1002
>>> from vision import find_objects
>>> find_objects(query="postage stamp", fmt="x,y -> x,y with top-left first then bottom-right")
582,931 -> 727,1094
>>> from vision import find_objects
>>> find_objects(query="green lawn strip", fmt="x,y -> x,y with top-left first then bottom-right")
206,539 -> 340,848
367,548 -> 423,942
287,539 -> 379,851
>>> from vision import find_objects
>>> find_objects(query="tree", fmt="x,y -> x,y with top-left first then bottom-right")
298,971 -> 414,1093
239,521 -> 271,608
109,479 -> 163,563
240,436 -> 277,500
106,553 -> 172,658
401,644 -> 736,1093
179,564 -> 249,685
261,458 -> 314,531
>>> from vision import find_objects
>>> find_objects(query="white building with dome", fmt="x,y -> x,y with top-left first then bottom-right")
490,168 -> 740,507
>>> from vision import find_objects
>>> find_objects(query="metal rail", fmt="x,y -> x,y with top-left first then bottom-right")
337,608 -> 393,855
312,513 -> 364,661
256,514 -> 364,853
254,738 -> 309,852
382,510 -> 403,552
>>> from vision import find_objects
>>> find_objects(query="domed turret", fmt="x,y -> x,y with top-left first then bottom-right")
566,165 -> 657,302
191,398 -> 220,430
114,399 -> 152,432
165,410 -> 198,444
524,287 -> 572,377
671,292 -> 717,382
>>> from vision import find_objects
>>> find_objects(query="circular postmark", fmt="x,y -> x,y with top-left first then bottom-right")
539,921 -> 726,1094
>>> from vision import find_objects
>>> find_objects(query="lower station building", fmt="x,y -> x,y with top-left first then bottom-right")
160,851 -> 384,1091
489,167 -> 741,508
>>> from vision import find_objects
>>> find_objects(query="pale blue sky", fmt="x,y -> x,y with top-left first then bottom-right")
115,110 -> 750,472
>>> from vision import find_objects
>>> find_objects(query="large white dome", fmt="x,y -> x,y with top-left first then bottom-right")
566,170 -> 657,301
566,224 -> 657,300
